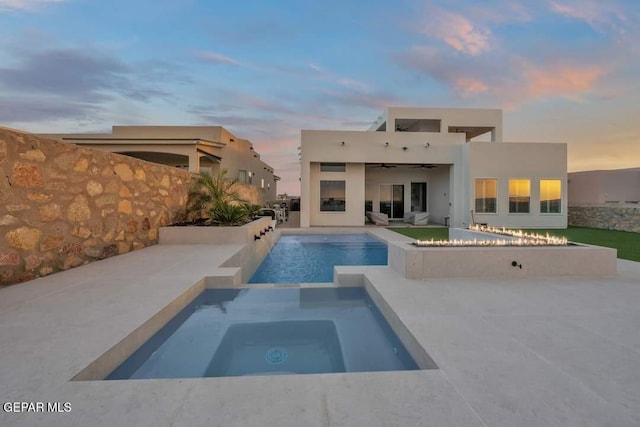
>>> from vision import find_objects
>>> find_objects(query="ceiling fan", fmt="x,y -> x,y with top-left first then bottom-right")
411,164 -> 437,169
371,163 -> 397,168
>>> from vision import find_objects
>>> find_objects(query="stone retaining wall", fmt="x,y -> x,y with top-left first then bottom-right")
569,204 -> 640,233
0,128 -> 193,286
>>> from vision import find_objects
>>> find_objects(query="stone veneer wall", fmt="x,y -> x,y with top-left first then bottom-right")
235,183 -> 264,207
569,204 -> 640,233
0,128 -> 193,286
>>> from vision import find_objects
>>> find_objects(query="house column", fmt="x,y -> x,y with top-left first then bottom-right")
188,152 -> 200,173
300,161 -> 311,227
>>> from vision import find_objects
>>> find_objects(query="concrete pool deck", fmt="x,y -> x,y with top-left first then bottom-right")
1,228 -> 640,426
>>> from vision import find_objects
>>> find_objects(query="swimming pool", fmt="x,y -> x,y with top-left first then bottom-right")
107,287 -> 432,379
249,234 -> 387,283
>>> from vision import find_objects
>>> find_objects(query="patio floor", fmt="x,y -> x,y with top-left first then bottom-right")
1,230 -> 640,426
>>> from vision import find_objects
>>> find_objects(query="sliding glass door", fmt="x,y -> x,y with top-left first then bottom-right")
380,184 -> 404,219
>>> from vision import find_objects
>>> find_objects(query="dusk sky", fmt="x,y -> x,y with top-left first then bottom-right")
1,0 -> 639,195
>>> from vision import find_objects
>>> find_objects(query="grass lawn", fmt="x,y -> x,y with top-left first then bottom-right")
388,226 -> 640,262
522,227 -> 640,262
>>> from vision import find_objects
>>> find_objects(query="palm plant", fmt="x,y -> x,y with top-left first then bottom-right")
208,202 -> 250,226
243,203 -> 262,220
186,170 -> 249,225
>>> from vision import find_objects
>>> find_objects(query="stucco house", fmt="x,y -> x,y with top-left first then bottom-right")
40,126 -> 279,204
300,107 -> 567,228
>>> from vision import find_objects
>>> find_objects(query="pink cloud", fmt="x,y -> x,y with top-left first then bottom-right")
395,43 -> 608,106
519,60 -> 604,100
455,77 -> 489,97
421,8 -> 492,55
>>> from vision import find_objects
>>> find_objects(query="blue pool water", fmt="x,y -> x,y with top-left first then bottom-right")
107,287 -> 432,379
249,234 -> 387,283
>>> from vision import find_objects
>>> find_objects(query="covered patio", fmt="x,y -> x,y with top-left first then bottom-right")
364,163 -> 452,226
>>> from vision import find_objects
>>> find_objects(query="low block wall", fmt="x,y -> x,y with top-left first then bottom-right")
0,128 -> 193,286
389,239 -> 617,279
569,204 -> 640,233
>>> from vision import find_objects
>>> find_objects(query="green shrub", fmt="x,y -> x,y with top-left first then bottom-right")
186,170 -> 250,226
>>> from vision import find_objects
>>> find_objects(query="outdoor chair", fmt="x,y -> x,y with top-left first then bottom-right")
366,211 -> 389,226
403,211 -> 430,226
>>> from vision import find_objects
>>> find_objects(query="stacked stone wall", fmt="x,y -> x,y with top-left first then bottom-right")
0,128 -> 193,286
568,204 -> 640,233
235,183 -> 264,207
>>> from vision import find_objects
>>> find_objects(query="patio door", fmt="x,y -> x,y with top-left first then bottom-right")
380,184 -> 404,219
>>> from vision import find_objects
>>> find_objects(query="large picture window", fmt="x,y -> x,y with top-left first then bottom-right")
509,179 -> 530,213
320,163 -> 346,172
540,179 -> 562,213
320,180 -> 346,211
475,179 -> 497,213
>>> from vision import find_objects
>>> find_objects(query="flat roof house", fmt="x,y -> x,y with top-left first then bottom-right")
300,107 -> 567,228
40,126 -> 279,204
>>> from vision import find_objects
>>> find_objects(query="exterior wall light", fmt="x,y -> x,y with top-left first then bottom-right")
384,142 -> 389,147
341,141 -> 345,146
425,142 -> 431,148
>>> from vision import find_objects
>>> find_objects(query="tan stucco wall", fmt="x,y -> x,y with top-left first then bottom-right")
0,128 -> 192,286
568,168 -> 640,204
467,142 -> 568,228
308,162 -> 366,226
300,129 -> 466,227
383,107 -> 503,141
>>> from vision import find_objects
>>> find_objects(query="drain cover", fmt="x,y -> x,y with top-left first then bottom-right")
265,347 -> 288,364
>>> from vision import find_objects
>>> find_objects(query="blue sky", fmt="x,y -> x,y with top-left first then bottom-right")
1,0 -> 639,195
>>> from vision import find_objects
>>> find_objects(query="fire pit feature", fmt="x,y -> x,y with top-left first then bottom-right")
389,228 -> 616,279
412,225 -> 568,247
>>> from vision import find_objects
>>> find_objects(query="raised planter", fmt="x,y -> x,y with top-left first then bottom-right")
159,217 -> 279,282
159,217 -> 274,245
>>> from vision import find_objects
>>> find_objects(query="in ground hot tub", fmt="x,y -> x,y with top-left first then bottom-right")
105,287 -> 436,379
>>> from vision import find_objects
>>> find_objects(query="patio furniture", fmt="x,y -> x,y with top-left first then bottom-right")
403,211 -> 430,226
366,211 -> 389,226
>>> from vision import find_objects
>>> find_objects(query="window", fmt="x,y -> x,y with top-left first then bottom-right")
509,179 -> 530,213
320,180 -> 345,211
238,170 -> 247,183
260,178 -> 265,189
475,179 -> 497,213
540,180 -> 561,213
320,163 -> 346,172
